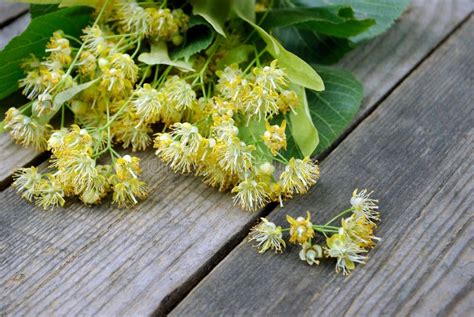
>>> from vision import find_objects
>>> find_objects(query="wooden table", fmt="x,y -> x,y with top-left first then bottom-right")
1,2 -> 472,316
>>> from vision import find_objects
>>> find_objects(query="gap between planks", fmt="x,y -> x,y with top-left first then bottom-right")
157,11 -> 474,316
171,17 -> 474,316
0,1 -> 470,313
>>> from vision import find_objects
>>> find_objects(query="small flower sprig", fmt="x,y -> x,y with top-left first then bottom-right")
248,189 -> 380,275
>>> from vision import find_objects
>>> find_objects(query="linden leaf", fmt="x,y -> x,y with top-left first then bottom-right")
288,85 -> 319,157
171,16 -> 215,60
259,6 -> 375,38
216,44 -> 254,69
138,41 -> 194,72
53,78 -> 99,109
234,4 -> 324,92
190,0 -> 231,37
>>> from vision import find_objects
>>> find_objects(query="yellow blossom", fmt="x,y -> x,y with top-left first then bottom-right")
286,211 -> 314,244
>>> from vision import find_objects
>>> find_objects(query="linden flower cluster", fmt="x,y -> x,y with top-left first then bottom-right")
153,61 -> 320,212
12,125 -> 147,209
249,189 -> 380,275
4,0 -> 191,209
3,0 -> 320,212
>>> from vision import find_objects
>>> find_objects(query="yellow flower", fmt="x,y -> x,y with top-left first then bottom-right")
262,120 -> 287,155
286,211 -> 314,244
232,178 -> 269,211
214,137 -> 255,176
325,233 -> 367,275
279,157 -> 320,195
248,218 -> 286,253
12,167 -> 43,202
299,242 -> 323,265
4,108 -> 51,151
112,177 -> 148,208
341,215 -> 380,249
36,175 -> 66,210
351,189 -> 380,222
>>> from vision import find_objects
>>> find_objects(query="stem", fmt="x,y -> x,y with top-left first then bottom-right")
324,207 -> 354,226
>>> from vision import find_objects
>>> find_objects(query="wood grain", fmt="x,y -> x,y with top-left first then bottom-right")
172,18 -> 474,317
0,2 -> 471,317
0,3 -> 28,28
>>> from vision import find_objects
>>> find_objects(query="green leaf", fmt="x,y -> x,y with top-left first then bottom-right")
288,85 -> 319,157
30,4 -> 59,18
237,117 -> 273,161
275,0 -> 409,65
292,0 -> 410,42
233,4 -> 324,92
308,67 -> 363,154
171,16 -> 215,60
53,78 -> 98,109
274,27 -> 353,65
0,6 -> 92,100
190,0 -> 231,37
259,6 -> 375,38
138,41 -> 194,71
216,44 -> 253,69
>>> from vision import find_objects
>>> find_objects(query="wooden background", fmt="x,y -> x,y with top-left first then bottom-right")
0,1 -> 473,316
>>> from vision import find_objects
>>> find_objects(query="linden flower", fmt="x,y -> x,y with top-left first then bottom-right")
279,157 -> 320,195
170,122 -> 203,155
299,242 -> 323,265
216,64 -> 247,100
325,233 -> 368,275
36,175 -> 66,210
112,177 -> 148,208
115,155 -> 142,180
162,76 -> 196,111
262,120 -> 287,155
341,215 -> 380,249
4,108 -> 51,151
115,0 -> 151,35
248,218 -> 286,253
350,189 -> 380,222
286,211 -> 315,244
232,178 -> 269,211
253,60 -> 288,91
278,90 -> 299,113
132,84 -> 162,122
12,167 -> 43,202
214,137 -> 255,176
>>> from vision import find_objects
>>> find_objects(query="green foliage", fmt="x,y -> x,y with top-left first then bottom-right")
0,6 -> 92,99
308,67 -> 363,154
259,6 -> 375,38
190,0 -> 232,37
288,85 -> 319,157
139,41 -> 194,71
30,4 -> 59,18
171,16 -> 215,60
234,4 -> 325,92
275,0 -> 410,65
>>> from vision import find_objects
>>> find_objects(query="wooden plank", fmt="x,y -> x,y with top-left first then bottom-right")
0,3 -> 28,27
0,14 -> 35,187
0,2 -> 471,317
171,18 -> 474,316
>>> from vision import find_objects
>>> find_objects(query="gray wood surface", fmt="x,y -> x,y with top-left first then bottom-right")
0,1 -> 472,316
172,18 -> 474,317
0,11 -> 35,186
0,3 -> 27,28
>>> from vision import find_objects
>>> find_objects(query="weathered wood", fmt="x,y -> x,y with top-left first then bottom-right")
0,3 -> 28,27
172,18 -> 474,316
0,2 -> 471,317
0,13 -> 35,187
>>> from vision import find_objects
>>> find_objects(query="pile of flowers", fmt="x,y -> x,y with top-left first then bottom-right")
0,0 -> 406,274
249,189 -> 380,274
4,0 -> 320,211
